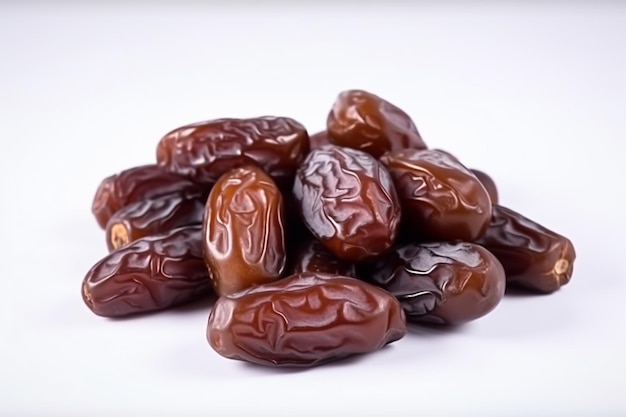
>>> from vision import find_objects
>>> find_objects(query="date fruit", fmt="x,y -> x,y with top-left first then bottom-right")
203,165 -> 286,296
105,190 -> 206,251
475,205 -> 576,293
207,272 -> 407,367
327,89 -> 427,158
361,242 -> 506,325
156,116 -> 310,188
380,149 -> 492,242
91,164 -> 202,229
291,237 -> 357,277
293,145 -> 401,262
309,130 -> 331,149
82,225 -> 211,318
470,168 -> 499,205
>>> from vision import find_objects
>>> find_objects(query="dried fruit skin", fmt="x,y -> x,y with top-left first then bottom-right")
203,165 -> 286,296
293,145 -> 401,262
156,116 -> 310,188
327,89 -> 426,158
309,130 -> 332,149
291,237 -> 357,278
475,205 -> 576,293
360,242 -> 505,325
380,149 -> 492,242
470,168 -> 499,205
105,190 -> 206,251
82,225 -> 211,318
207,272 -> 407,367
91,164 -> 202,229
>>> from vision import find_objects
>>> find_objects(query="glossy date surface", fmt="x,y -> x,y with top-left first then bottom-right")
91,164 -> 202,229
361,242 -> 506,325
156,116 -> 310,187
475,205 -> 576,293
203,165 -> 286,296
326,89 -> 426,158
207,272 -> 406,367
82,225 -> 211,318
291,237 -> 357,277
309,130 -> 331,149
105,190 -> 206,251
293,145 -> 401,262
380,149 -> 492,242
470,168 -> 499,205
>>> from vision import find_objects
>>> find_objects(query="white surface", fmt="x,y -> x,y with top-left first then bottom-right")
1,3 -> 625,416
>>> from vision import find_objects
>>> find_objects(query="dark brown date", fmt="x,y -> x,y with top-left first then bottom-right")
291,237 -> 357,277
327,89 -> 427,158
105,189 -> 206,252
91,164 -> 202,229
82,225 -> 211,317
203,165 -> 286,296
309,130 -> 332,149
380,149 -> 492,242
475,205 -> 576,293
293,145 -> 401,262
156,116 -> 309,188
470,168 -> 499,205
360,242 -> 506,325
207,272 -> 406,367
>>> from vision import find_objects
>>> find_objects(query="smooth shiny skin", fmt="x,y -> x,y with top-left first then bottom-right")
293,145 -> 401,262
309,130 -> 332,149
207,272 -> 407,367
380,149 -> 492,242
361,242 -> 506,325
82,225 -> 211,318
327,89 -> 427,158
476,205 -> 576,293
156,116 -> 310,188
470,168 -> 499,205
203,165 -> 286,296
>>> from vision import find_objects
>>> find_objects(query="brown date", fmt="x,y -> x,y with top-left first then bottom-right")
475,205 -> 576,293
91,164 -> 203,229
105,189 -> 206,252
380,149 -> 492,242
203,165 -> 286,297
327,89 -> 427,158
360,242 -> 506,326
291,237 -> 357,278
207,272 -> 407,367
82,225 -> 211,318
156,116 -> 310,188
309,130 -> 332,149
293,145 -> 401,262
470,168 -> 499,205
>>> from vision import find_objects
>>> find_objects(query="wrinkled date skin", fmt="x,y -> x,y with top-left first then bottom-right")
291,238 -> 357,277
203,165 -> 286,296
91,164 -> 203,229
105,189 -> 206,251
476,205 -> 576,293
360,242 -> 506,325
326,89 -> 427,158
470,168 -> 499,205
380,149 -> 492,242
309,130 -> 332,149
207,272 -> 407,367
82,225 -> 211,318
156,116 -> 310,188
293,145 -> 402,262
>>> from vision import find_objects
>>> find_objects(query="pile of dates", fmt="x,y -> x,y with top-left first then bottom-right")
82,89 -> 576,368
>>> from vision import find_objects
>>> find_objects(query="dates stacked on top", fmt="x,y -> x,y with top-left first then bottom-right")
81,88 -> 577,369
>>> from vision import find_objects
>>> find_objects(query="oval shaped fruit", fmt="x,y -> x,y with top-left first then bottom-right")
207,272 -> 407,367
203,165 -> 286,296
470,168 -> 499,205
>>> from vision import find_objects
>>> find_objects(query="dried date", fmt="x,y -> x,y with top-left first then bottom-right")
470,168 -> 499,205
327,89 -> 427,158
82,225 -> 211,317
293,145 -> 401,262
291,237 -> 357,277
105,189 -> 206,251
380,149 -> 492,242
203,165 -> 286,296
360,242 -> 506,325
309,130 -> 332,149
91,164 -> 203,229
156,116 -> 309,188
475,205 -> 576,293
207,272 -> 406,367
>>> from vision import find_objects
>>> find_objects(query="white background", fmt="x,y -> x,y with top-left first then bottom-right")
1,2 -> 625,416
